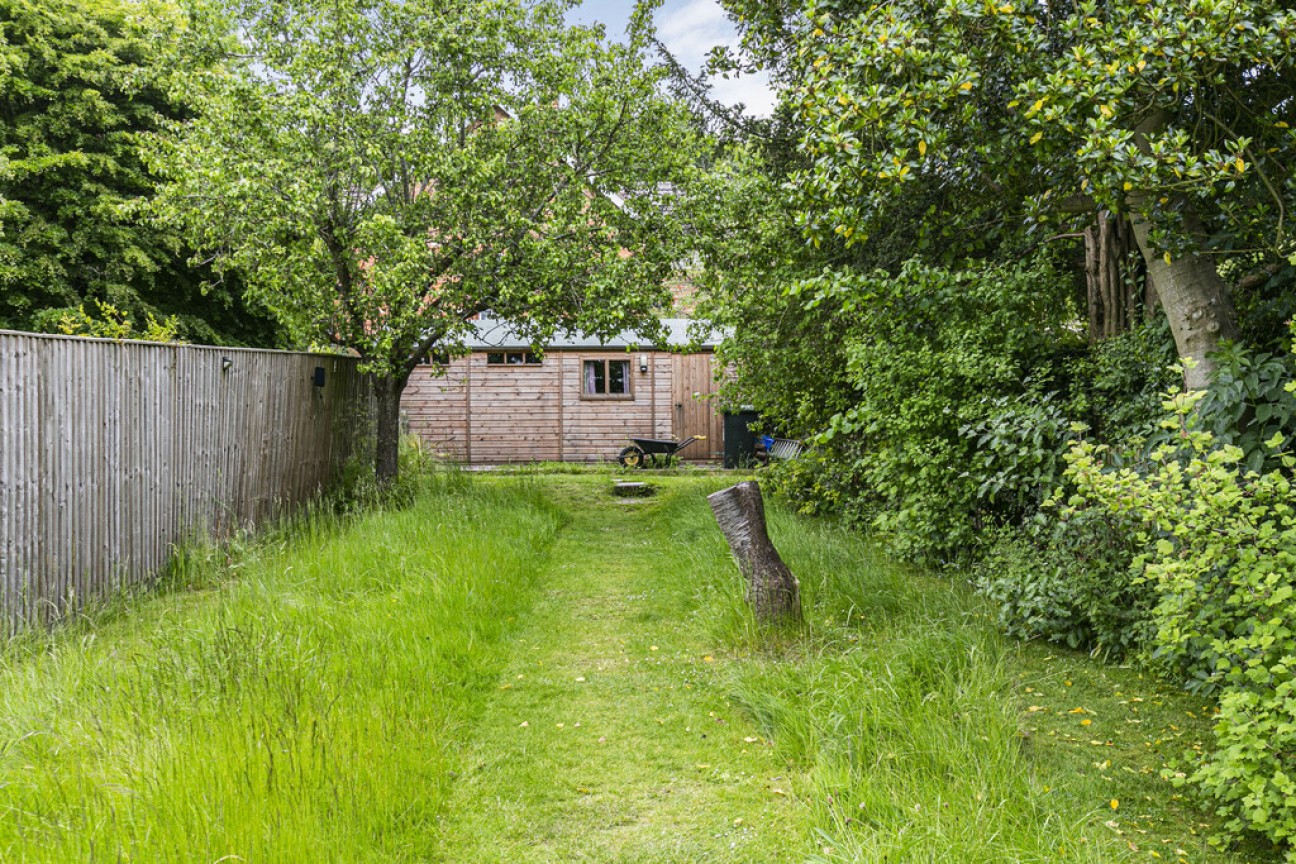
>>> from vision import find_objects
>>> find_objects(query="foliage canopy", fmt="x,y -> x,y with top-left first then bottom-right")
723,0 -> 1296,386
0,0 -> 279,344
157,0 -> 699,478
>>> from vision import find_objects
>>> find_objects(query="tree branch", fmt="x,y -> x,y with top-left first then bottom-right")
1233,261 -> 1283,293
1201,110 -> 1286,246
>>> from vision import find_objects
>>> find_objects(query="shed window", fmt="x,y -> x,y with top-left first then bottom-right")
486,351 -> 541,365
583,359 -> 632,399
419,349 -> 451,366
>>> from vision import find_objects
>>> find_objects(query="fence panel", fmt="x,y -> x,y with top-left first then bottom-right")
0,330 -> 369,631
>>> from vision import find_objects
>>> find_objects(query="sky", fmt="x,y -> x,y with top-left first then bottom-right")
565,0 -> 776,116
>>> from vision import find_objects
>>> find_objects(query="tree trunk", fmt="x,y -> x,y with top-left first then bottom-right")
1144,268 -> 1160,318
1128,214 -> 1238,390
1084,211 -> 1142,342
1119,216 -> 1138,331
707,481 -> 801,623
1128,111 -> 1239,390
1084,222 -> 1101,340
374,375 -> 402,485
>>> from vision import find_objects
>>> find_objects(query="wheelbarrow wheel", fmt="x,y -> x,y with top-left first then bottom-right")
618,446 -> 646,469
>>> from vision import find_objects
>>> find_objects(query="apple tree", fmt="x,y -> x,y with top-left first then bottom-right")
156,0 -> 698,480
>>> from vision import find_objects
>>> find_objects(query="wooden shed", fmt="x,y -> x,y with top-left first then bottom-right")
402,317 -> 724,464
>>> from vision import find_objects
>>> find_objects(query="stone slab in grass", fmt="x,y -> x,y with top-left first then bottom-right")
611,481 -> 655,498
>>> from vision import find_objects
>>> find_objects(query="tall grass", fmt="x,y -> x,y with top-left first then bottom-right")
669,495 -> 1143,863
0,472 -> 561,861
0,473 -> 1265,862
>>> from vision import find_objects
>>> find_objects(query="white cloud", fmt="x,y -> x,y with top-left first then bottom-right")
656,0 -> 775,117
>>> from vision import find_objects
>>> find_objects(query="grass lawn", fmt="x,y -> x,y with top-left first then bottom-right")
0,472 -> 1279,862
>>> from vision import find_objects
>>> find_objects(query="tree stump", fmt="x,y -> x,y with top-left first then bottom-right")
707,481 -> 802,623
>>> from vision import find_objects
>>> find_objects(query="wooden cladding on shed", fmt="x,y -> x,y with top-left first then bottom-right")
403,350 -> 721,463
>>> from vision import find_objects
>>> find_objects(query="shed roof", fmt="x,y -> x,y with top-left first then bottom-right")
466,316 -> 724,351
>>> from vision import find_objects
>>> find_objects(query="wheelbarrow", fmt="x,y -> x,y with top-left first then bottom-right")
617,436 -> 706,468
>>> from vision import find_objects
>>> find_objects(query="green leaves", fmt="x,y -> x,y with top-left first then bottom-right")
0,0 -> 277,344
157,0 -> 698,380
788,0 -> 1296,258
154,0 -> 700,477
743,0 -> 1295,385
790,255 -> 1080,563
1064,337 -> 1296,852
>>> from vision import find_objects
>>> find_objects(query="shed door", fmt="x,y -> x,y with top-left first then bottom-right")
671,354 -> 721,461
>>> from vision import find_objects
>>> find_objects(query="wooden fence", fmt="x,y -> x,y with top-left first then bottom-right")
0,330 -> 370,631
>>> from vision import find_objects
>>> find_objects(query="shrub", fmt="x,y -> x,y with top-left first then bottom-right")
973,504 -> 1150,657
763,446 -> 856,519
1197,342 -> 1296,474
1065,382 -> 1296,855
1072,317 -> 1179,444
958,387 -> 1074,527
32,299 -> 185,343
804,255 -> 1081,564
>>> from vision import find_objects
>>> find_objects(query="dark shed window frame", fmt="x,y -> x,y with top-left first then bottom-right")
484,350 -> 543,366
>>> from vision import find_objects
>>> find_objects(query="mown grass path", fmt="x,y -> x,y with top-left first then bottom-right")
434,478 -> 808,862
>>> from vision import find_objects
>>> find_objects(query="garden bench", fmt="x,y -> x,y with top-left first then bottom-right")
765,438 -> 804,460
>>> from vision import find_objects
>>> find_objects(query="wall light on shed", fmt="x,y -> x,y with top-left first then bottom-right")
638,354 -> 648,373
